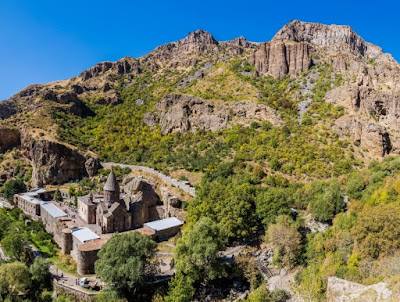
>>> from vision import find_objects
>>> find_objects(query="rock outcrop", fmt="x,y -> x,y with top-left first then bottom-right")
153,29 -> 219,57
249,40 -> 314,78
326,79 -> 400,157
20,133 -> 99,187
144,94 -> 281,134
85,158 -> 102,177
160,186 -> 182,218
0,99 -> 18,119
273,20 -> 383,58
327,277 -> 394,301
79,57 -> 141,81
122,177 -> 160,227
0,129 -> 21,152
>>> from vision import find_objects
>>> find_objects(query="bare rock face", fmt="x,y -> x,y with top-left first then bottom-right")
0,99 -> 18,119
221,37 -> 259,55
144,30 -> 221,69
154,29 -> 219,56
123,178 -> 159,209
326,277 -> 393,301
273,20 -> 383,58
123,178 -> 160,227
326,84 -> 399,157
145,94 -> 281,134
146,94 -> 229,134
85,158 -> 102,177
160,186 -> 181,208
334,119 -> 391,157
159,186 -> 182,219
20,132 -> 90,187
79,57 -> 141,81
249,40 -> 313,78
0,129 -> 21,152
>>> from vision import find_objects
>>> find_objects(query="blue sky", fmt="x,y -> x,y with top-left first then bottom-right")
0,0 -> 399,100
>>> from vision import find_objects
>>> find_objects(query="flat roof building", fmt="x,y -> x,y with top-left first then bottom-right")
144,217 -> 183,241
71,227 -> 100,243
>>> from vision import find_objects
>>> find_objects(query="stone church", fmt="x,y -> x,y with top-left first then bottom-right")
77,169 -> 161,234
96,170 -> 131,233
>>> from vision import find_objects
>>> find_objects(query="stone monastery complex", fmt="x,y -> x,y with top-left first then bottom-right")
14,170 -> 183,275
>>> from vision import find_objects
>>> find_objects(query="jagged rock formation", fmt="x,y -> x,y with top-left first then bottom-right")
160,186 -> 182,218
151,29 -> 219,61
274,20 -> 383,58
144,94 -> 281,134
79,57 -> 141,82
249,40 -> 313,78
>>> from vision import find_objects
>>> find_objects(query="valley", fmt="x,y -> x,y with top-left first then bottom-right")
1,20 -> 400,301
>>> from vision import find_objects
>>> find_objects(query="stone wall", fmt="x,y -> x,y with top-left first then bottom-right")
14,195 -> 40,219
78,199 -> 97,224
152,225 -> 182,241
40,205 -> 58,236
77,247 -> 100,275
53,280 -> 98,302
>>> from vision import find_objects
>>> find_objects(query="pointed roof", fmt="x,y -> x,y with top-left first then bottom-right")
104,169 -> 119,192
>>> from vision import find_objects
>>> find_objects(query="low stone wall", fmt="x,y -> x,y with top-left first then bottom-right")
53,280 -> 98,302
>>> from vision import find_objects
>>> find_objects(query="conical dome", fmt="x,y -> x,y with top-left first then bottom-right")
104,169 -> 119,192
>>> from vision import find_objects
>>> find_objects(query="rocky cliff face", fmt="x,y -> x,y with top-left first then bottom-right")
1,20 -> 400,186
0,99 -> 18,119
144,94 -> 281,134
79,57 -> 141,82
152,29 -> 219,57
273,20 -> 383,58
0,130 -> 100,187
249,40 -> 314,78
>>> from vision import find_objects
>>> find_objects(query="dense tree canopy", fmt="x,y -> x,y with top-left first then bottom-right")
95,232 -> 157,301
267,215 -> 302,268
174,217 -> 225,282
4,178 -> 26,202
0,262 -> 31,300
352,204 -> 400,259
1,232 -> 33,264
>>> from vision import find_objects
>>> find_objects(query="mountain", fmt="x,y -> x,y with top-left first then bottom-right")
0,20 -> 399,186
4,20 -> 400,301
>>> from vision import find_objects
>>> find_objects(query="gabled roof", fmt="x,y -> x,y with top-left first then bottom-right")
104,169 -> 119,192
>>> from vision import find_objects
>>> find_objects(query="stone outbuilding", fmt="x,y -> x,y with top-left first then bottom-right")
144,217 -> 184,241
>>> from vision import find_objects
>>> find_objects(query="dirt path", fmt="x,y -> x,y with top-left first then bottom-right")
101,162 -> 196,197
